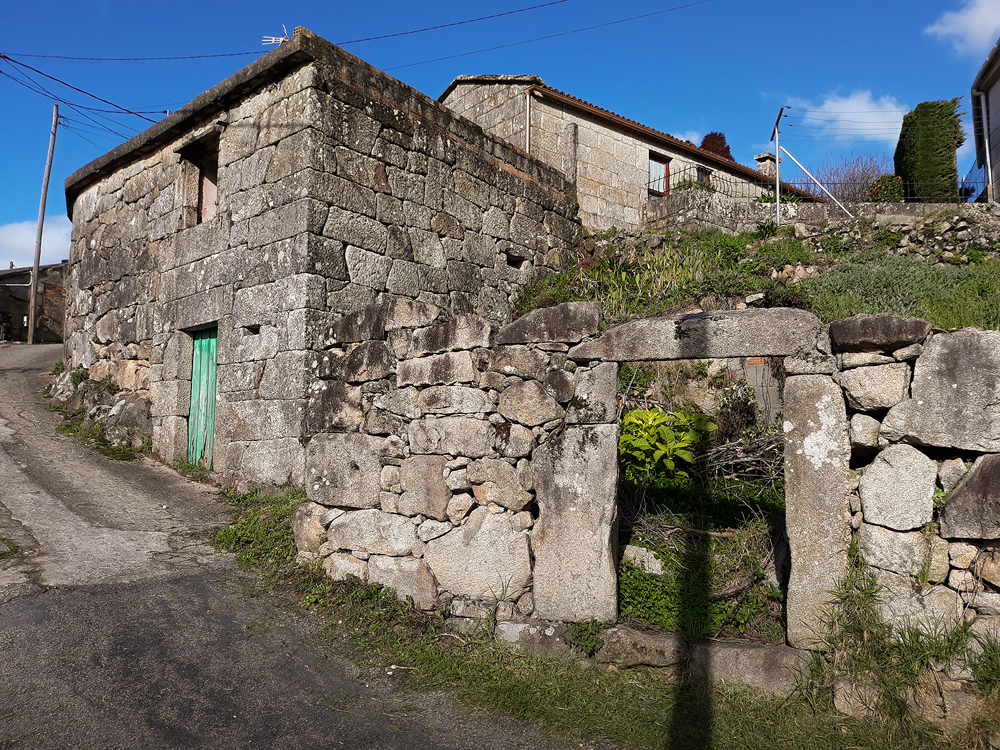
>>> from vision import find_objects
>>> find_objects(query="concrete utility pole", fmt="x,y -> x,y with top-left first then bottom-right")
770,107 -> 785,226
29,104 -> 58,345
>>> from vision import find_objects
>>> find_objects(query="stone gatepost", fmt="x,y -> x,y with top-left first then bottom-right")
783,375 -> 851,648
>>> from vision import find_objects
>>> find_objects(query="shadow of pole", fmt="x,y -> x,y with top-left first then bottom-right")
666,314 -> 715,750
666,529 -> 713,750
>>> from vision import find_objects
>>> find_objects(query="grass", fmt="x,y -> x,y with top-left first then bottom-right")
212,484 -> 995,750
805,536 -> 977,726
173,461 -> 212,483
512,226 -> 1000,332
46,404 -> 147,461
617,475 -> 786,643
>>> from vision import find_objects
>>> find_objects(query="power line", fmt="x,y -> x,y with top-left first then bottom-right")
0,60 -> 138,139
338,0 -> 571,44
385,0 -> 716,70
0,54 -> 156,123
0,0 -> 573,62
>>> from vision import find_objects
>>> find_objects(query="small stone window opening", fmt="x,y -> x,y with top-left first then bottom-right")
697,167 -> 711,186
504,250 -> 527,270
648,152 -> 670,199
178,129 -> 222,229
195,148 -> 218,224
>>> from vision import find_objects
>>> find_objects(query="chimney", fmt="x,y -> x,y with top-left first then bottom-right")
754,152 -> 780,178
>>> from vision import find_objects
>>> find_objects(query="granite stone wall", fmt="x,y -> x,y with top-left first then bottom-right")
292,300 -> 1000,650
62,29 -> 578,489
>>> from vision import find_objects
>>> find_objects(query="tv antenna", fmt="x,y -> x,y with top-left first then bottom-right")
263,26 -> 290,45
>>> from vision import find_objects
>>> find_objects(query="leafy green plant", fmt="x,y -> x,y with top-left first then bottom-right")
566,619 -> 612,657
50,361 -> 65,375
618,407 -> 716,481
933,488 -> 950,512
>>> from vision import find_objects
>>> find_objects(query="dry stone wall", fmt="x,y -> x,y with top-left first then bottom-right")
290,299 -> 1000,655
293,300 -> 621,623
62,29 -> 578,489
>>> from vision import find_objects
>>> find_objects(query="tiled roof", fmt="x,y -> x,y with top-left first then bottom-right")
528,83 -> 816,198
440,75 -> 818,200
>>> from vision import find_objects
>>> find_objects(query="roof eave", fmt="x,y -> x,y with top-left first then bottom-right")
526,85 -> 819,201
63,30 -> 327,217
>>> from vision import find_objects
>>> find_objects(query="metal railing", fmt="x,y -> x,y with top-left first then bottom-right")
961,162 -> 990,202
779,176 -> 989,204
648,165 -> 794,201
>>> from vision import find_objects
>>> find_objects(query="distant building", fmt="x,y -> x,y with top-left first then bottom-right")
440,76 -> 815,231
971,35 -> 1000,202
0,263 -> 65,342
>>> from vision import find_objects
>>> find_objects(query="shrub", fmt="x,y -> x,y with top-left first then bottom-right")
618,407 -> 715,482
868,174 -> 903,202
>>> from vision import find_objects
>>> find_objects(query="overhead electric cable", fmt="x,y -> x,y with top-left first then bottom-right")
1,54 -> 158,122
0,65 -> 134,139
338,0 -> 570,43
386,0 -> 715,70
0,0 -> 573,61
0,60 -> 138,138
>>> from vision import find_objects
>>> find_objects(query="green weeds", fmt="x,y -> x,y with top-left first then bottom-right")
807,536 -> 973,724
47,404 -> 146,461
70,368 -> 89,388
173,461 -> 212,482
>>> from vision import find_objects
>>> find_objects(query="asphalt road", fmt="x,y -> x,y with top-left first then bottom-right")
0,343 -> 607,750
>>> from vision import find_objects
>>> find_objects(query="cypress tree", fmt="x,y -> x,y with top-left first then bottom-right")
893,98 -> 966,202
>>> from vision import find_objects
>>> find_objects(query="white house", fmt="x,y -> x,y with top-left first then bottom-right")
971,35 -> 1000,202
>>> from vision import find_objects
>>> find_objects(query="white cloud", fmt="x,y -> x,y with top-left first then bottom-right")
0,215 -> 72,270
671,130 -> 702,146
786,91 -> 908,145
925,0 -> 1000,56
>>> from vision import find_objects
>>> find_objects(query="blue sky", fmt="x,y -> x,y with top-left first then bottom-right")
2,0 -> 999,268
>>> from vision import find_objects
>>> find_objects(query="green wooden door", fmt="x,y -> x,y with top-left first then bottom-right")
188,327 -> 218,467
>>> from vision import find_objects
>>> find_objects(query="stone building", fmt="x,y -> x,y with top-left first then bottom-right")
972,33 -> 1000,202
439,76 -> 815,231
0,262 -> 65,342
62,28 -> 578,486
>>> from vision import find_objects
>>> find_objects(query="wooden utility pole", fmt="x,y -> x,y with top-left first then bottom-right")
29,104 -> 58,345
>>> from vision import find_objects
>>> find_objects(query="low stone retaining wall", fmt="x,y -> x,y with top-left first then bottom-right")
291,300 -> 1000,683
643,190 -> 981,235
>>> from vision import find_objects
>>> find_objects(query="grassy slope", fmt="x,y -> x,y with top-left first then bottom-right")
514,224 -> 1000,331
214,488 -> 1000,750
